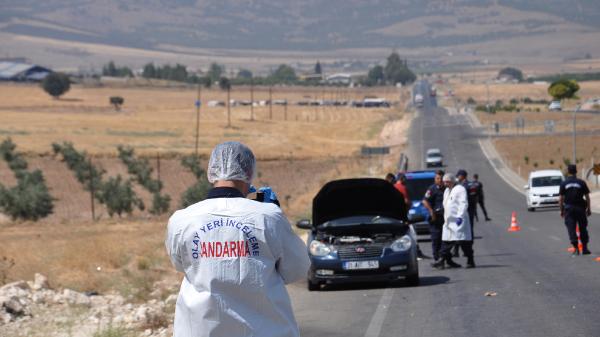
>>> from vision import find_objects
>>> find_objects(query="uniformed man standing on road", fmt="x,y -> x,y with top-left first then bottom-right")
472,174 -> 491,221
559,164 -> 592,255
165,141 -> 310,337
423,170 -> 446,261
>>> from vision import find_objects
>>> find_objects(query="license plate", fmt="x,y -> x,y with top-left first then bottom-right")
343,260 -> 379,270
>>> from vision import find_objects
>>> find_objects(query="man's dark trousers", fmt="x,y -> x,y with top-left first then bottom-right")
564,206 -> 589,246
429,213 -> 444,260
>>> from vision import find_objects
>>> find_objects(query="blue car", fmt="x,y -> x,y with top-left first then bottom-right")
402,170 -> 436,235
296,178 -> 419,291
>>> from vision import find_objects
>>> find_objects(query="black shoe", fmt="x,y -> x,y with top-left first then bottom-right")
485,217 -> 491,221
466,257 -> 476,268
446,260 -> 462,268
581,247 -> 591,255
417,251 -> 430,259
431,260 -> 445,270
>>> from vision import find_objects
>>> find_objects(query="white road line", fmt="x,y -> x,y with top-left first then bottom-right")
549,235 -> 561,241
364,288 -> 394,337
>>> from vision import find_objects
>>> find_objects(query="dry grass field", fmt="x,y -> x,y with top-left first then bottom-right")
0,83 -> 405,158
445,79 -> 600,186
0,83 -> 411,296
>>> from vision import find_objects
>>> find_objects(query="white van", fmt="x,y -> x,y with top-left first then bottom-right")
525,170 -> 564,211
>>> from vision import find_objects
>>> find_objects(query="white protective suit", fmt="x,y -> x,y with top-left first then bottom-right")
166,196 -> 310,337
442,183 -> 472,241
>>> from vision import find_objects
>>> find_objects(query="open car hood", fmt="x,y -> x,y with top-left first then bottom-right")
312,178 -> 407,226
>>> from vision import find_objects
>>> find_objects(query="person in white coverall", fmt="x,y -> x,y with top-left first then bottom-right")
431,173 -> 475,269
165,141 -> 310,337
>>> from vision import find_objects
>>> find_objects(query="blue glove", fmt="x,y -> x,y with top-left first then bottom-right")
258,186 -> 279,204
456,217 -> 463,225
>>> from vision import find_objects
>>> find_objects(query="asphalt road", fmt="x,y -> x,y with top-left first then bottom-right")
287,80 -> 600,337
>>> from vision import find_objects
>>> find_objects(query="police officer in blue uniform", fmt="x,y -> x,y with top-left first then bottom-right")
559,164 -> 592,255
423,170 -> 445,261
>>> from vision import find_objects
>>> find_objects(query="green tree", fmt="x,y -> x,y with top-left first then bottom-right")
0,171 -> 54,221
219,77 -> 231,90
110,96 -> 124,111
384,52 -> 415,85
41,72 -> 71,99
142,63 -> 156,78
99,176 -> 144,217
270,64 -> 297,84
314,61 -> 322,75
207,63 -> 224,83
548,79 -> 580,101
366,65 -> 385,86
498,67 -> 524,82
237,69 -> 253,79
180,180 -> 211,208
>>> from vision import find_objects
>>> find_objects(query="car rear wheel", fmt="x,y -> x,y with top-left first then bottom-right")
527,207 -> 535,212
307,279 -> 320,291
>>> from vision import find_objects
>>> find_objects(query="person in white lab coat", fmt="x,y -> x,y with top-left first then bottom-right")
165,141 -> 310,337
431,173 -> 475,269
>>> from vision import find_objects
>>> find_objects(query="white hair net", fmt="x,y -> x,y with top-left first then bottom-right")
442,173 -> 455,182
207,142 -> 256,184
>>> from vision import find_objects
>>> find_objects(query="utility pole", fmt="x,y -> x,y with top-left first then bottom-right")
284,99 -> 288,121
194,84 -> 201,156
89,158 -> 95,221
250,79 -> 254,121
156,152 -> 161,182
269,86 -> 273,120
227,86 -> 231,127
572,104 -> 581,165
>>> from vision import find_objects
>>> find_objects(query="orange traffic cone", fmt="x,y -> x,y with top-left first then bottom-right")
567,225 -> 584,253
595,257 -> 600,262
508,211 -> 521,232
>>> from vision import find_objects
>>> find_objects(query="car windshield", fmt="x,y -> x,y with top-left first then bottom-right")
427,153 -> 441,158
404,178 -> 434,201
531,176 -> 562,187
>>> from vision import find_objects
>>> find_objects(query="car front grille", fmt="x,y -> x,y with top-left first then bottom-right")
337,244 -> 384,259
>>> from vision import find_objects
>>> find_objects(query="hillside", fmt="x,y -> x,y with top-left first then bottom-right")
1,0 -> 600,70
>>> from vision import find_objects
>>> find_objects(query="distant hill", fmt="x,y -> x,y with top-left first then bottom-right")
1,0 -> 600,70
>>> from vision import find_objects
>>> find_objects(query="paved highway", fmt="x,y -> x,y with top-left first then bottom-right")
287,80 -> 600,337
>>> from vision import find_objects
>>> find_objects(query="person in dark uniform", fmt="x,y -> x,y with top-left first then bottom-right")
385,172 -> 397,185
559,164 -> 592,255
472,174 -> 491,221
423,170 -> 446,261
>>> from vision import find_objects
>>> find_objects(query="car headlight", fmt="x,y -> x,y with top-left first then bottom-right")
309,240 -> 331,257
390,235 -> 412,252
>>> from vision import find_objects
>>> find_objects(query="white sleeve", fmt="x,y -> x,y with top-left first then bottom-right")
165,212 -> 185,273
456,186 -> 468,219
267,210 -> 310,284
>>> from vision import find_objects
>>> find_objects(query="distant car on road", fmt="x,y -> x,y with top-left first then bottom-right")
297,178 -> 419,290
414,94 -> 424,107
403,170 -> 436,235
425,148 -> 444,168
548,101 -> 562,111
525,170 -> 564,211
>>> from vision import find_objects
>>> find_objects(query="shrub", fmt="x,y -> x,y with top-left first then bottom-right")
109,96 -> 124,111
52,142 -> 104,196
533,162 -> 538,168
181,155 -> 205,179
524,156 -> 529,164
549,159 -> 555,165
0,139 -> 54,221
99,176 -> 144,217
467,97 -> 476,105
41,72 -> 71,98
0,171 -> 54,221
180,179 -> 211,208
117,145 -> 170,214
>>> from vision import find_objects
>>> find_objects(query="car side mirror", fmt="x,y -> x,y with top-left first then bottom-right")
296,219 -> 312,230
524,185 -> 529,190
